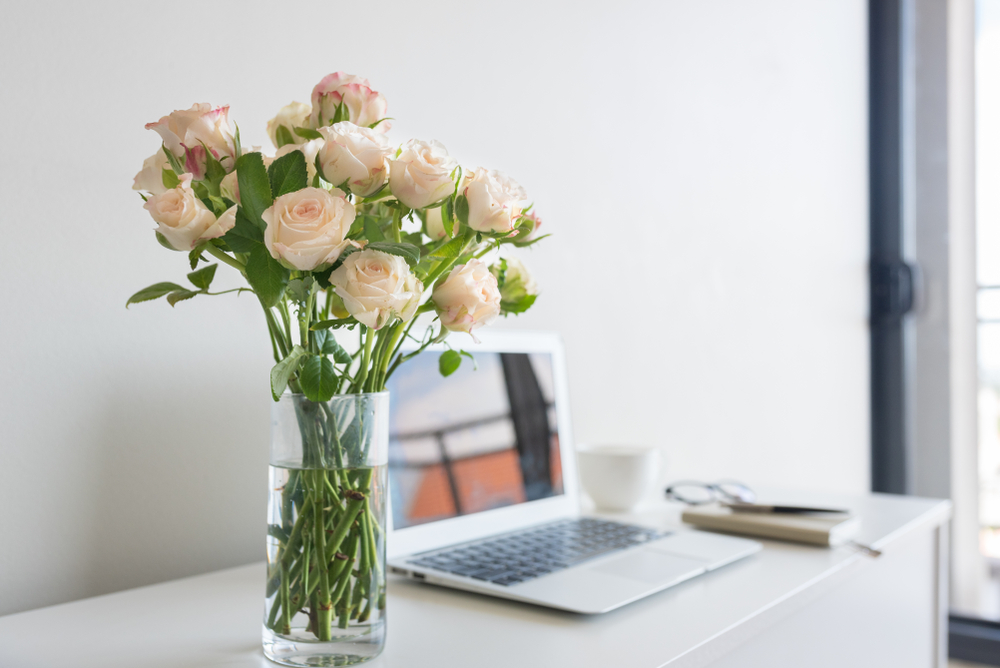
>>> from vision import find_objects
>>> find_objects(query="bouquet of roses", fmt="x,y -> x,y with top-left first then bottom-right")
129,72 -> 546,651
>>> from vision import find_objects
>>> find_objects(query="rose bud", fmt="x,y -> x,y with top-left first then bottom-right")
461,168 -> 527,234
310,72 -> 389,131
266,101 -> 311,149
317,122 -> 393,196
143,175 -> 232,250
490,258 -> 539,314
424,205 -> 458,240
145,103 -> 237,180
432,259 -> 502,341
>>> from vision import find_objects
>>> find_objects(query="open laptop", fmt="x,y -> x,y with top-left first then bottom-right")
385,330 -> 760,614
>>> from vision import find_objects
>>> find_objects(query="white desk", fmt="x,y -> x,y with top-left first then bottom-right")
0,491 -> 950,668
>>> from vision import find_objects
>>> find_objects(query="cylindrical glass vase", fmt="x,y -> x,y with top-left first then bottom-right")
263,392 -> 389,667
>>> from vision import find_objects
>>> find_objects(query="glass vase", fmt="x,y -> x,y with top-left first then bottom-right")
263,392 -> 389,667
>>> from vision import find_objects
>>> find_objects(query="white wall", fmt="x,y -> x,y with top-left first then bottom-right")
0,0 -> 869,615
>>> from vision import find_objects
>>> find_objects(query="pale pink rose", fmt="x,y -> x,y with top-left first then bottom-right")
329,250 -> 423,329
143,175 -> 232,250
132,148 -> 171,195
266,101 -> 311,149
424,206 -> 458,240
432,259 -> 501,340
262,187 -> 356,271
389,139 -> 458,209
461,168 -> 527,234
145,104 -> 237,180
317,122 -> 393,196
310,72 -> 389,131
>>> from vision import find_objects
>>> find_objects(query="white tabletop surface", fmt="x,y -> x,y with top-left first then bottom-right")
0,490 -> 950,668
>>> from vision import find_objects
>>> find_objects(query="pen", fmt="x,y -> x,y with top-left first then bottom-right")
724,502 -> 850,515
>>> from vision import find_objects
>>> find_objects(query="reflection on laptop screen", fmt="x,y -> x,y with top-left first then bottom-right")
386,351 -> 563,530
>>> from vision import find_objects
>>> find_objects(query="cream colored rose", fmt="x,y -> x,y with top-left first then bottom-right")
143,175 -> 231,250
275,139 -> 323,182
132,148 -> 171,196
310,72 -> 389,131
424,206 -> 458,240
461,168 -> 527,234
262,187 -> 355,271
329,250 -> 423,329
432,259 -> 501,339
145,103 -> 236,179
389,139 -> 458,209
266,101 -> 311,149
317,122 -> 392,196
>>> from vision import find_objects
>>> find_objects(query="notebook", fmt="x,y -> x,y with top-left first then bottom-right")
681,505 -> 861,546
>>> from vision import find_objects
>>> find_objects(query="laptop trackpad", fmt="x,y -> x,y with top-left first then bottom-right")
590,549 -> 707,584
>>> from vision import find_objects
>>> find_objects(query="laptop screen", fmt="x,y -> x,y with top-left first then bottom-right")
386,350 -> 564,530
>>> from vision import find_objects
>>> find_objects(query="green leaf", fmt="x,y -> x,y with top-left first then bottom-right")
223,207 -> 265,253
285,277 -> 316,304
245,245 -> 289,308
268,150 -> 308,198
310,318 -> 355,331
294,127 -> 323,140
187,263 -> 217,290
299,355 -> 338,402
455,194 -> 470,225
235,152 -> 273,230
441,199 -> 455,239
189,245 -> 206,270
274,125 -> 295,149
459,350 -> 478,370
368,117 -> 394,130
126,282 -> 186,307
366,242 -> 420,267
162,168 -> 180,190
347,215 -> 369,239
155,231 -> 183,251
503,293 -> 537,315
166,289 -> 198,306
270,345 -> 308,401
161,145 -> 185,176
429,233 -> 468,259
439,350 -> 462,377
512,233 -> 552,249
363,217 -> 385,242
332,102 -> 347,124
202,147 -> 226,191
320,334 -> 352,364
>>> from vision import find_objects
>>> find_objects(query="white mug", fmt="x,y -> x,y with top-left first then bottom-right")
576,445 -> 661,512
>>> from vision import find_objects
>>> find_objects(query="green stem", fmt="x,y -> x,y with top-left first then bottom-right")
353,328 -> 375,393
205,244 -> 246,273
324,490 -> 367,562
312,471 -> 333,641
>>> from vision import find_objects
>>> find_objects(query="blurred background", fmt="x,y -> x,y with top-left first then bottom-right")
0,0 -> 912,626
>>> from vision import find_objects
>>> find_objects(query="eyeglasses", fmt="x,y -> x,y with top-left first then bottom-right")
664,480 -> 757,506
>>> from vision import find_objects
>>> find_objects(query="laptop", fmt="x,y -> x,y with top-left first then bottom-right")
385,330 -> 760,614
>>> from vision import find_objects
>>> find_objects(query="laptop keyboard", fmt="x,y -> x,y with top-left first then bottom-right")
407,518 -> 666,587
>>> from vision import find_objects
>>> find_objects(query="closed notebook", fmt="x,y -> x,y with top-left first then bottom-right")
680,505 -> 861,546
